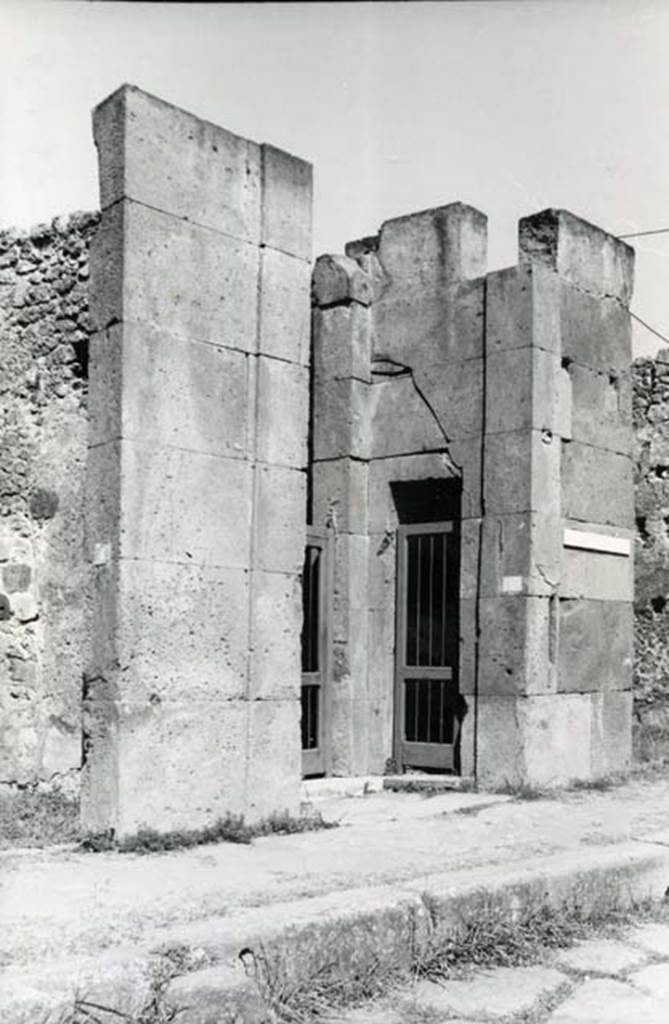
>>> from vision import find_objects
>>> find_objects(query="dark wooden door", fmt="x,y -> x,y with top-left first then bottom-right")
301,530 -> 330,776
394,522 -> 460,771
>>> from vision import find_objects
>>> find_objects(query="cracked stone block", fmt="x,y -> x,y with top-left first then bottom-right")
371,374 -> 448,459
554,938 -> 648,975
548,978 -> 665,1024
558,600 -> 633,692
313,303 -> 372,383
519,208 -> 634,307
93,84 -> 262,242
367,452 -> 462,534
412,356 -> 484,441
412,966 -> 567,1020
479,512 -> 562,599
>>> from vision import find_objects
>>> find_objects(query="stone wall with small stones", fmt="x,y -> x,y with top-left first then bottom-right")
0,212 -> 98,789
633,349 -> 669,762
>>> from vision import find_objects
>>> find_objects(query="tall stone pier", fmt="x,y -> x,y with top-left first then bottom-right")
312,205 -> 634,787
83,86 -> 312,835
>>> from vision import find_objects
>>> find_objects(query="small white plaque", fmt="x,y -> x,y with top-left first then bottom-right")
563,528 -> 631,557
502,575 -> 524,594
93,542 -> 111,566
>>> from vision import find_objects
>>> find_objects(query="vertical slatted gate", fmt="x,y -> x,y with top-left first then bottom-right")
301,530 -> 330,776
395,522 -> 460,770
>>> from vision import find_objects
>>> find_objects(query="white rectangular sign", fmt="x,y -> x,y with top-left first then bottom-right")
563,528 -> 631,557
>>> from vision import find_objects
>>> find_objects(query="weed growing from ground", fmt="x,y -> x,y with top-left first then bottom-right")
80,810 -> 338,855
0,786 -> 79,849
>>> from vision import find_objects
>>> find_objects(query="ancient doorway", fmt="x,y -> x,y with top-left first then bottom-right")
394,518 -> 460,771
300,530 -> 331,776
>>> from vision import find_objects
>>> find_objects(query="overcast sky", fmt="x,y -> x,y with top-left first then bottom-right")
1,0 -> 667,355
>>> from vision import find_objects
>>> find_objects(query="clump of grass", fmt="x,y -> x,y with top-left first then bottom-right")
0,786 -> 80,849
489,779 -> 554,801
415,894 -> 659,982
241,942 -> 405,1023
80,809 -> 337,855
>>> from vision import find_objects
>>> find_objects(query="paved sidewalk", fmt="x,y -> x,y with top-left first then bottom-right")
2,774 -> 669,1021
332,918 -> 669,1023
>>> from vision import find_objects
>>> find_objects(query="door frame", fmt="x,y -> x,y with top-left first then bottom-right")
301,528 -> 333,777
394,521 -> 460,772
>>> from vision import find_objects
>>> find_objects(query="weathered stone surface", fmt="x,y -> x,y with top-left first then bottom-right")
331,534 -> 369,643
370,375 -> 449,458
479,512 -> 561,598
554,938 -> 647,975
413,966 -> 567,1019
373,278 -> 486,366
568,363 -> 631,455
90,199 -> 260,348
485,429 -> 560,515
630,961 -> 669,999
558,600 -> 633,692
486,346 -> 563,436
93,84 -> 262,241
87,440 -> 252,568
313,304 -> 372,383
249,570 -> 302,700
255,356 -> 309,468
246,699 -> 302,819
312,458 -> 368,534
88,323 -> 250,456
560,285 -> 632,373
561,548 -> 633,603
312,253 -> 373,307
519,208 -> 634,306
260,246 -> 311,365
93,561 -> 249,703
548,978 -> 665,1024
167,963 -> 271,1024
377,204 -> 487,293
254,464 -> 306,574
477,596 -> 555,696
413,356 -> 484,440
261,143 -> 312,260
477,693 -> 594,786
313,377 -> 372,461
626,922 -> 669,957
562,443 -> 633,529
485,262 -> 560,355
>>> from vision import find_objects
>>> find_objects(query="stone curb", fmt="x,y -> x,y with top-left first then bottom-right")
3,839 -> 669,1023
